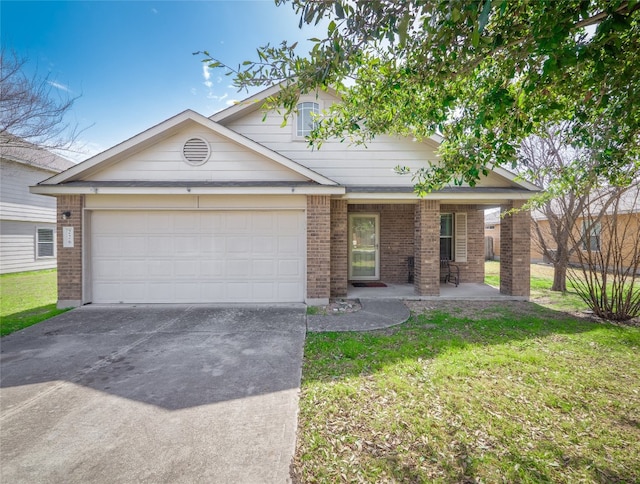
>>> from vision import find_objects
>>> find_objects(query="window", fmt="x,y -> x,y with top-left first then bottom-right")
296,102 -> 319,138
582,220 -> 601,251
36,228 -> 55,258
440,213 -> 468,262
440,214 -> 453,260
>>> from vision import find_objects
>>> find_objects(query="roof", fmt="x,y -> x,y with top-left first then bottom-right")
0,133 -> 75,173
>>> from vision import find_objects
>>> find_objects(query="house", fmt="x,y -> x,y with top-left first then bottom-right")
31,86 -> 539,308
485,187 -> 639,266
1,139 -> 75,274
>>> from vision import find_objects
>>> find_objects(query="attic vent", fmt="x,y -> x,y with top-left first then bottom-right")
182,137 -> 210,165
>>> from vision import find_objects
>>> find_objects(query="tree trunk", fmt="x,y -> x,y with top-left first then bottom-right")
551,260 -> 568,292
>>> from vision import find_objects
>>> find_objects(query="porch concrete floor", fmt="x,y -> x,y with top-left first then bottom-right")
347,283 -> 528,301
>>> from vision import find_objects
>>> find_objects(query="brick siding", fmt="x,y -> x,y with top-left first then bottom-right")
330,199 -> 348,297
500,201 -> 531,296
307,195 -> 331,301
57,195 -> 84,306
414,200 -> 440,295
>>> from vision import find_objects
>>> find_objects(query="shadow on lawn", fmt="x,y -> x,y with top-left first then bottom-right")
302,300 -> 632,384
0,304 -> 69,337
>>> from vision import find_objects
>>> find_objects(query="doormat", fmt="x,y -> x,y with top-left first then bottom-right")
352,282 -> 387,288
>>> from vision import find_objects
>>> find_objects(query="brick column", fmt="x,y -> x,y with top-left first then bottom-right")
330,199 -> 348,297
57,195 -> 84,308
414,200 -> 440,296
500,200 -> 531,298
307,195 -> 331,304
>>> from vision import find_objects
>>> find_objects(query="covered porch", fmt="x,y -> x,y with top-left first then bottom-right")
347,282 -> 528,301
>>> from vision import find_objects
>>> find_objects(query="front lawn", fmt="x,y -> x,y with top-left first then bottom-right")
293,268 -> 640,482
0,270 -> 70,337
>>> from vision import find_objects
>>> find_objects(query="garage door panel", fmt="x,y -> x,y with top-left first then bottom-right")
227,236 -> 251,253
91,210 -> 305,303
278,236 -> 301,254
253,260 -> 275,277
227,259 -> 250,277
147,213 -> 173,233
279,260 -> 302,276
200,260 -> 224,277
253,237 -> 275,254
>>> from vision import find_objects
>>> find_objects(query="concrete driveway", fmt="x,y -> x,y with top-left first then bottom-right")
0,305 -> 306,483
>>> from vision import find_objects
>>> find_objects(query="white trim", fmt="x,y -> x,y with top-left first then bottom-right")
35,226 -> 56,259
492,167 -> 541,191
348,213 -> 380,281
39,110 -> 339,187
30,185 -> 346,196
342,191 -> 538,202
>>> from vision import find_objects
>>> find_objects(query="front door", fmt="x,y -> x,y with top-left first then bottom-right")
349,213 -> 379,280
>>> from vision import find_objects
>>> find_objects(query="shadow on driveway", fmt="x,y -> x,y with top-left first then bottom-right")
0,305 -> 306,483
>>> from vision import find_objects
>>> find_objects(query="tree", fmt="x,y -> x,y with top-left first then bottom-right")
202,0 -> 640,193
567,184 -> 640,320
518,125 -> 622,292
0,49 -> 79,154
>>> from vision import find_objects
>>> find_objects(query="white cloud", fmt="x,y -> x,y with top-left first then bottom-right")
202,64 -> 211,82
207,92 -> 228,101
190,87 -> 197,96
47,80 -> 71,93
226,99 -> 239,106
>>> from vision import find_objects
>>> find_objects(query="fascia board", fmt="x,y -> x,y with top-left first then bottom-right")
492,166 -> 541,191
30,185 -> 346,196
342,191 -> 537,201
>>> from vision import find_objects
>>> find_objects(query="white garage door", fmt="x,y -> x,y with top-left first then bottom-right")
90,210 -> 305,303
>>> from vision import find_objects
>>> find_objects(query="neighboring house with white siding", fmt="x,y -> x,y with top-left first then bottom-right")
32,85 -> 539,308
1,140 -> 75,273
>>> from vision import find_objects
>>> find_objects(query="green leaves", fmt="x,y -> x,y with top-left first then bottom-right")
199,0 -> 640,193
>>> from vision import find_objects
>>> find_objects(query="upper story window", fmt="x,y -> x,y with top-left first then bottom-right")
296,102 -> 319,138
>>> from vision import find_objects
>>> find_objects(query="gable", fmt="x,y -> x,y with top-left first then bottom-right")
37,110 -> 338,190
84,123 -> 310,183
215,88 -> 537,192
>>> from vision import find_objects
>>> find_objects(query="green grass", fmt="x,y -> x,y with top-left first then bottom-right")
0,270 -> 70,337
293,266 -> 640,482
485,261 -> 587,313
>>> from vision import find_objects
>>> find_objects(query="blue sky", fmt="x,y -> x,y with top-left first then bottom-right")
2,1 -> 323,161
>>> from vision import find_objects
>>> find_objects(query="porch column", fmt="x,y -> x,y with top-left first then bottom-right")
414,199 -> 440,295
500,200 -> 531,298
307,195 -> 331,305
57,195 -> 84,308
330,199 -> 348,297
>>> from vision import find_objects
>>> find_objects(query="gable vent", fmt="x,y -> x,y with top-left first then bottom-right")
182,137 -> 210,165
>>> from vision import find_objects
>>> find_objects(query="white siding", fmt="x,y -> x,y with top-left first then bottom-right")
223,91 -> 440,187
0,160 -> 59,273
0,160 -> 57,222
0,221 -> 57,274
86,125 -> 310,182
223,91 -> 522,189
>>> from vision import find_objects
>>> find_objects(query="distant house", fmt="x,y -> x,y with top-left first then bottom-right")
485,187 -> 640,266
1,140 -> 75,274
